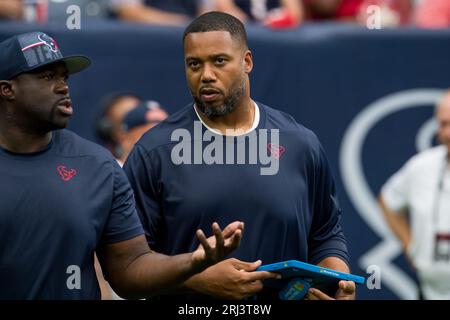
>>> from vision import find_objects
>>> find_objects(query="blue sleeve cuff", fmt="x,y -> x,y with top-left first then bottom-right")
308,238 -> 350,267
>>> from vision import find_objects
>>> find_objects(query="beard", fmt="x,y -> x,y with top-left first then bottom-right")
194,78 -> 246,119
9,102 -> 69,136
46,104 -> 70,131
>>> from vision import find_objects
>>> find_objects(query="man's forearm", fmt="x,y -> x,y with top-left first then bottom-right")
317,256 -> 350,273
313,256 -> 356,300
109,251 -> 202,299
179,271 -> 206,294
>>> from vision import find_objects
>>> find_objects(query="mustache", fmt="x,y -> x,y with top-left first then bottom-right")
199,86 -> 223,95
54,96 -> 71,106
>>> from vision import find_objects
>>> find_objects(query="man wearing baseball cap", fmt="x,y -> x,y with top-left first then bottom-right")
0,32 -> 245,299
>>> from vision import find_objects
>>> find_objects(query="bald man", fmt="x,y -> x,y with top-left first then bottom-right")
379,90 -> 450,300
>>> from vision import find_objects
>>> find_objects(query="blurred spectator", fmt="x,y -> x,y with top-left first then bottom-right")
95,93 -> 168,166
17,1 -> 122,24
0,0 -> 24,20
207,0 -> 303,28
304,0 -> 411,26
209,0 -> 413,27
45,0 -> 112,24
111,0 -> 206,26
415,0 -> 450,29
303,0 -> 363,21
379,90 -> 450,299
30,0 -> 206,26
357,0 -> 413,27
94,93 -> 167,299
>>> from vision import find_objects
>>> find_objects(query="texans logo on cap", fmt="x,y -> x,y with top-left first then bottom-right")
20,32 -> 59,54
18,32 -> 63,68
38,33 -> 59,52
0,31 -> 91,80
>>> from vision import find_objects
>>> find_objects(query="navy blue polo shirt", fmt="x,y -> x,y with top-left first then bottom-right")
124,103 -> 349,279
0,129 -> 144,299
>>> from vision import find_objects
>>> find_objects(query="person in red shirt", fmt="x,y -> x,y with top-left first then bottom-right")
305,0 -> 412,25
415,0 -> 450,29
303,0 -> 363,20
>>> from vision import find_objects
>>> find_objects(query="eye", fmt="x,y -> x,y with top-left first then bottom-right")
41,73 -> 54,81
188,60 -> 199,69
215,57 -> 226,65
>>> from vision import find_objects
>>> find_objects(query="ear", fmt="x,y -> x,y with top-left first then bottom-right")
0,80 -> 15,101
243,50 -> 253,74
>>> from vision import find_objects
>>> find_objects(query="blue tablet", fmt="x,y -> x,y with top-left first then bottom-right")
257,260 -> 365,300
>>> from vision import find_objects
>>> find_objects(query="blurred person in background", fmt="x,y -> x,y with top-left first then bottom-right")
95,93 -> 168,166
94,93 -> 167,299
379,90 -> 450,299
209,0 -> 412,28
18,0 -> 119,24
303,0 -> 363,21
0,0 -> 23,20
305,0 -> 412,25
206,0 -> 303,28
415,0 -> 450,29
21,0 -> 205,26
111,0 -> 210,26
357,0 -> 412,26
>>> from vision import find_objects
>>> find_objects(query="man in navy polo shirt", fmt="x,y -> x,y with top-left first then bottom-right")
0,31 -> 244,299
124,12 -> 355,300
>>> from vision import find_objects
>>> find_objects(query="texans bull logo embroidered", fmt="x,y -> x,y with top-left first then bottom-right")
57,165 -> 77,181
267,143 -> 286,159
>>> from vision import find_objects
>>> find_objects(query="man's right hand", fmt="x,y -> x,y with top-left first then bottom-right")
187,258 -> 280,300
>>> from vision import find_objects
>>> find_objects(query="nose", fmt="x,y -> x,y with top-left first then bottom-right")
55,77 -> 69,95
200,63 -> 216,83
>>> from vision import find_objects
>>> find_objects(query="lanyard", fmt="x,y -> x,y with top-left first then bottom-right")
431,153 -> 450,261
432,154 -> 449,230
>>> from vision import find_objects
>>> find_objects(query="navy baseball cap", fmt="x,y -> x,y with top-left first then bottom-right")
0,31 -> 91,80
122,101 -> 164,131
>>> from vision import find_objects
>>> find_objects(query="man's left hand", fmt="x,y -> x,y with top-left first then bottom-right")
306,280 -> 355,300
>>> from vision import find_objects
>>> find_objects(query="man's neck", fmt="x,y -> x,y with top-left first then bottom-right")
196,98 -> 255,136
0,124 -> 53,154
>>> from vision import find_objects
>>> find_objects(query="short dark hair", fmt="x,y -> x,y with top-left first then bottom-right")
183,11 -> 248,49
